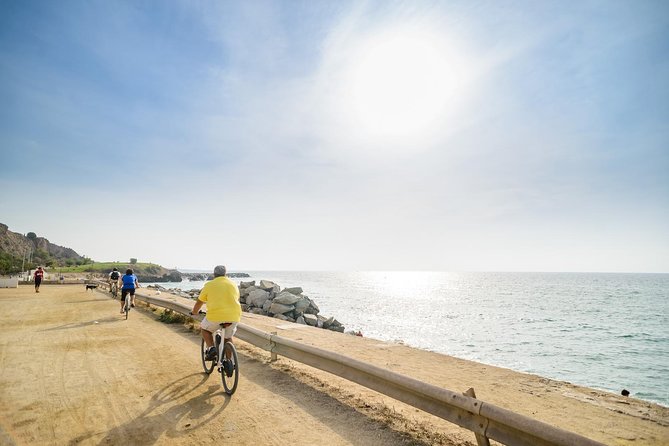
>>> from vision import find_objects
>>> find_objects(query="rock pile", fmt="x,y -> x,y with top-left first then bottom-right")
183,272 -> 250,281
148,285 -> 201,300
147,279 -> 346,333
240,280 -> 345,332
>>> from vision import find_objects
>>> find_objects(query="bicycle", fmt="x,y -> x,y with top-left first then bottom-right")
110,282 -> 118,299
199,312 -> 239,395
122,290 -> 131,320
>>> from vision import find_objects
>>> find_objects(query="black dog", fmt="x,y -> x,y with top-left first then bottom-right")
85,284 -> 98,291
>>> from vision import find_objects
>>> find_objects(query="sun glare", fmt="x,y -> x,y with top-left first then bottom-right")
344,28 -> 465,141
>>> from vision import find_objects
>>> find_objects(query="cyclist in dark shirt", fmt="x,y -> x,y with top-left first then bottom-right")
109,268 -> 120,294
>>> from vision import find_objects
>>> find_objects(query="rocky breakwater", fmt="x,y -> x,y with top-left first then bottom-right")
148,279 -> 346,333
183,272 -> 251,281
240,280 -> 345,332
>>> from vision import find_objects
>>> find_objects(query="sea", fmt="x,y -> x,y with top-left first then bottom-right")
146,271 -> 669,407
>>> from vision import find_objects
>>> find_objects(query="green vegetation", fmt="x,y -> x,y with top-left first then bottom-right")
0,251 -> 93,275
54,261 -> 181,282
0,252 -> 22,275
158,309 -> 187,324
57,262 -> 163,273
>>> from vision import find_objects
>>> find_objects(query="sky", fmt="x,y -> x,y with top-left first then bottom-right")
1,0 -> 668,272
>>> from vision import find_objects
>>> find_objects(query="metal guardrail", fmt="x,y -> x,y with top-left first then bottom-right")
97,282 -> 605,446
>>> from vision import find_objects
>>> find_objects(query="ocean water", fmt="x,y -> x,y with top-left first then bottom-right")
149,271 -> 669,406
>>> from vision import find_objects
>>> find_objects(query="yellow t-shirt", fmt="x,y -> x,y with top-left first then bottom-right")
198,276 -> 241,322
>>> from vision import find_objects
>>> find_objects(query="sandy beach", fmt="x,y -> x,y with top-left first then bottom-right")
0,284 -> 667,445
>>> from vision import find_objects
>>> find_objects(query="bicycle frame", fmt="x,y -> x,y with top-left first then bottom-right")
199,315 -> 239,395
123,290 -> 131,319
214,329 -> 225,370
214,328 -> 239,394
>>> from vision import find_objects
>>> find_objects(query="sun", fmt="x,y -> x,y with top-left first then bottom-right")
343,27 -> 465,141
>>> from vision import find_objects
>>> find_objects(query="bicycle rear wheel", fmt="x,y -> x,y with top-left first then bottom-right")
221,341 -> 239,395
201,338 -> 215,374
124,298 -> 130,320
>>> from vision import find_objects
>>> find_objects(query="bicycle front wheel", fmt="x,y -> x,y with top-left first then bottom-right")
221,341 -> 239,395
201,338 -> 215,374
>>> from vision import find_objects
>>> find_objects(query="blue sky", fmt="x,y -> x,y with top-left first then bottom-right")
1,0 -> 667,272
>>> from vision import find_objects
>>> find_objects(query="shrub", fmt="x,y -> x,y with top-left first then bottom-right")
0,252 -> 22,275
158,309 -> 187,324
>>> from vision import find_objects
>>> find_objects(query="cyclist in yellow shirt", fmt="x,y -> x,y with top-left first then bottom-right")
190,265 -> 241,361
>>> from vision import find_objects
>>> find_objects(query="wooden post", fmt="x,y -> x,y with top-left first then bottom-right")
270,331 -> 278,362
464,387 -> 491,446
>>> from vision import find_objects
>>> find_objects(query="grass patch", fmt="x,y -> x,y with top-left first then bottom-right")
57,261 -> 165,273
158,309 -> 187,324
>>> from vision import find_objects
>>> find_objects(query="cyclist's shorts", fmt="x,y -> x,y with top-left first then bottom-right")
200,317 -> 238,339
121,288 -> 135,300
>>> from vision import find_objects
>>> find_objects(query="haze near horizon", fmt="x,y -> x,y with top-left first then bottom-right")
1,1 -> 667,273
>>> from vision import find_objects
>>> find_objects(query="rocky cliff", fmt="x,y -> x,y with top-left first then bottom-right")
0,223 -> 87,273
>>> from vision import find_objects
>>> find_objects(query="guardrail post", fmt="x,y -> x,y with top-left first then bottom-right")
464,388 -> 490,446
270,331 -> 278,362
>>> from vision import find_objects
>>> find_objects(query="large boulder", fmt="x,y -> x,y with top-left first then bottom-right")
293,297 -> 311,315
247,289 -> 270,308
316,315 -> 328,328
294,296 -> 311,314
239,285 -> 256,298
258,280 -> 278,291
322,316 -> 335,329
303,314 -> 318,326
273,291 -> 300,305
262,299 -> 273,312
239,280 -> 256,289
269,302 -> 294,315
283,286 -> 303,295
274,313 -> 295,322
327,318 -> 344,332
304,298 -> 320,315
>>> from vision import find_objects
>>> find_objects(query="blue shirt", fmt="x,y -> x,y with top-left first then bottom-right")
121,274 -> 137,290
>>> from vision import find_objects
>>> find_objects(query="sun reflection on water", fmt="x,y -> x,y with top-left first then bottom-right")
362,271 -> 461,300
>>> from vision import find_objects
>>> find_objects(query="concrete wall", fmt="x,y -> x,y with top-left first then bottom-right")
0,277 -> 19,288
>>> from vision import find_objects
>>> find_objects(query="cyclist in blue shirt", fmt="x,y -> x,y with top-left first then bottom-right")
120,268 -> 140,313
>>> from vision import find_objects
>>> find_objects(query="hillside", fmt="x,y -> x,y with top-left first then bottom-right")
0,223 -> 90,274
60,262 -> 182,282
0,223 -> 180,281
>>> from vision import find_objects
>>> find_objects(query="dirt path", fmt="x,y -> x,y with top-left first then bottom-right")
0,285 -> 440,446
0,284 -> 667,445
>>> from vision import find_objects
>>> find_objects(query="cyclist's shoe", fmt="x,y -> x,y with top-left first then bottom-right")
205,346 -> 217,361
223,359 -> 234,377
